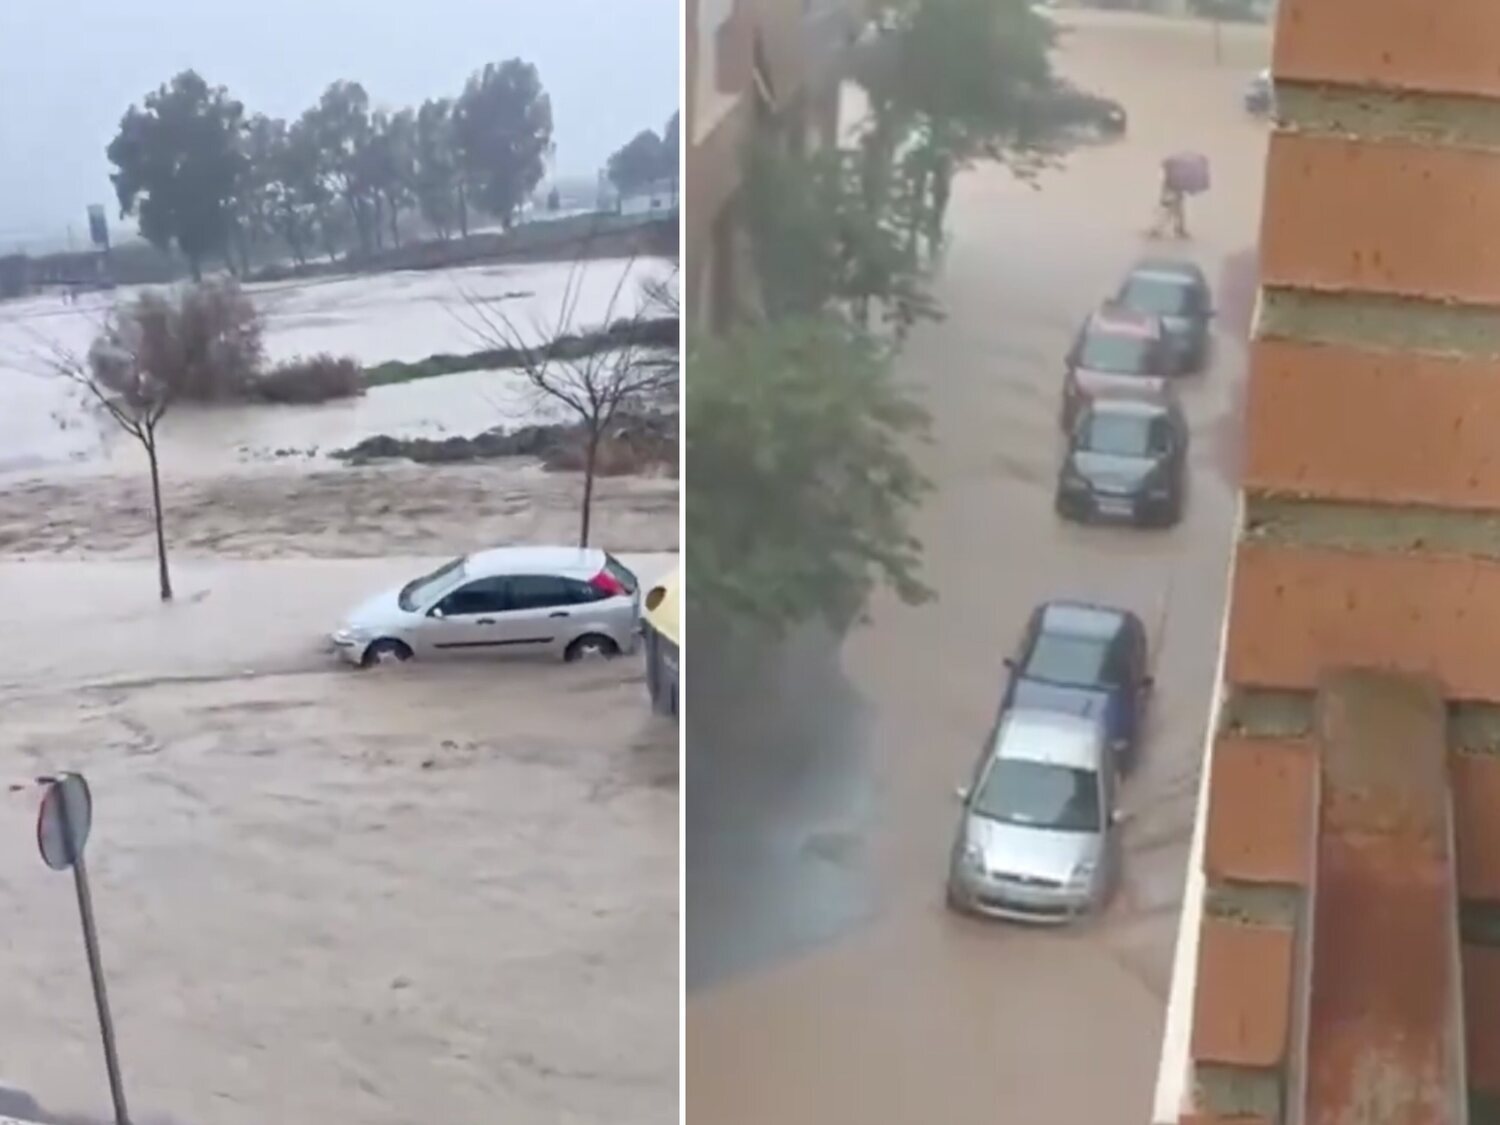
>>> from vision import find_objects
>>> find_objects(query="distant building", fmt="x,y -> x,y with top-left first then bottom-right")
686,0 -> 867,333
619,178 -> 681,217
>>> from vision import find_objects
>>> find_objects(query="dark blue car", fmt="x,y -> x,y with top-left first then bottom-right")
1001,600 -> 1153,763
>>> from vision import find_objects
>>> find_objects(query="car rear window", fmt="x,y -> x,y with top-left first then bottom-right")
1077,328 -> 1154,374
1024,631 -> 1112,688
604,554 -> 638,594
1121,275 -> 1192,316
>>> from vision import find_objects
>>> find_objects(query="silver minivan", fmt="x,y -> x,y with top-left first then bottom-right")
946,708 -> 1123,923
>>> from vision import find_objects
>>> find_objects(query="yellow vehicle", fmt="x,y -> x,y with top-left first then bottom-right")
642,567 -> 679,717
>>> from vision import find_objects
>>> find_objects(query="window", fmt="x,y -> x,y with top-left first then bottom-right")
1024,629 -> 1112,688
971,759 -> 1102,833
505,575 -> 574,611
563,578 -> 605,604
1080,412 -> 1164,457
437,577 -> 509,617
400,556 -> 466,611
1121,275 -> 1191,316
1077,329 -> 1154,374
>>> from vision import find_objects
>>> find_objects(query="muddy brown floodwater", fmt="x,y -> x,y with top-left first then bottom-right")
687,11 -> 1270,1124
0,268 -> 679,1122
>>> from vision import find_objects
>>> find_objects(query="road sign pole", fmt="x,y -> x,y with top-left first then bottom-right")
56,782 -> 130,1125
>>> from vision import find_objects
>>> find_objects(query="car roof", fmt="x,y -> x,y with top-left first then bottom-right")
1086,303 -> 1162,338
1084,396 -> 1171,421
1127,258 -> 1206,285
465,545 -> 606,576
993,708 -> 1104,771
1036,599 -> 1133,639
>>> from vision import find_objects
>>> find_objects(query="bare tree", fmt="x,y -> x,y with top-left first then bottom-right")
455,257 -> 678,547
38,285 -> 261,602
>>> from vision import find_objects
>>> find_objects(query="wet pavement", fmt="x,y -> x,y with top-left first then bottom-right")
687,12 -> 1271,1124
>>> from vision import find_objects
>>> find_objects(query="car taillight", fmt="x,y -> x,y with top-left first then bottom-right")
590,570 -> 626,598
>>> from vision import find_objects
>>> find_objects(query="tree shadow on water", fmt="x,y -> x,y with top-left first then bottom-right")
685,619 -> 880,992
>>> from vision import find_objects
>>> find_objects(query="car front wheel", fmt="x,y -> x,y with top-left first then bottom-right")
565,634 -> 621,663
361,639 -> 413,668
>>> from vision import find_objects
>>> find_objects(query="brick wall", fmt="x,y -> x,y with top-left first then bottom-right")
1187,0 -> 1500,1120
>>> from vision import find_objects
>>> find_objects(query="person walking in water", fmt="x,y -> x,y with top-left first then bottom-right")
1155,167 -> 1187,239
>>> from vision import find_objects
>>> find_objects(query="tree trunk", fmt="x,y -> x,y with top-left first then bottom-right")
187,253 -> 203,283
146,437 -> 173,602
388,200 -> 401,247
579,427 -> 601,548
458,183 -> 470,238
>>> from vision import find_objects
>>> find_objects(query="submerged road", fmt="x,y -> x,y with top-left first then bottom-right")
687,12 -> 1272,1124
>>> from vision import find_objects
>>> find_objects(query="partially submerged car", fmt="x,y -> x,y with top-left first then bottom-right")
331,546 -> 640,667
1060,304 -> 1174,431
947,708 -> 1123,923
1056,396 -> 1188,527
1114,258 -> 1215,374
1001,599 -> 1153,760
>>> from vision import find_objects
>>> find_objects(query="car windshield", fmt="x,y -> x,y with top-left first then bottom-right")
1023,629 -> 1113,687
1081,412 -> 1163,457
1077,328 -> 1154,374
398,556 -> 466,611
1121,275 -> 1191,316
972,758 -> 1102,833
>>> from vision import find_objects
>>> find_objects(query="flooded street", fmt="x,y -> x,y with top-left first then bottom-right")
687,12 -> 1269,1124
0,553 -> 680,1125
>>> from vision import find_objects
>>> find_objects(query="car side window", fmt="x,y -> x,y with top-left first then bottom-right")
1102,631 -> 1134,686
437,577 -> 510,617
563,577 -> 604,604
506,575 -> 575,611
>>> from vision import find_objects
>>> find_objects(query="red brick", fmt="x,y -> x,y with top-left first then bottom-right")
1205,737 -> 1317,886
1274,0 -> 1500,100
1452,753 -> 1500,901
1191,918 -> 1295,1068
1261,133 -> 1500,306
1465,944 -> 1500,1095
1245,340 -> 1500,510
1227,543 -> 1500,701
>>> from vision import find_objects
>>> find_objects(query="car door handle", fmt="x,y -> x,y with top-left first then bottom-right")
476,618 -> 496,625
549,611 -> 570,618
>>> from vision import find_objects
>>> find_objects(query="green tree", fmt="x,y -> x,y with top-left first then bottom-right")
414,97 -> 468,239
107,71 -> 247,281
303,80 -> 379,255
455,59 -> 554,228
367,107 -> 418,248
264,118 -> 329,266
607,129 -> 667,196
688,319 -> 932,634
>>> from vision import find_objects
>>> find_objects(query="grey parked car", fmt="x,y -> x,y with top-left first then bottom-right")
331,546 -> 641,667
947,708 -> 1124,923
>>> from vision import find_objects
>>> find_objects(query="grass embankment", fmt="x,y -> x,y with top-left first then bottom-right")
363,315 -> 678,387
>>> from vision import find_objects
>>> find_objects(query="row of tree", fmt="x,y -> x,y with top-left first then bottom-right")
691,0 -> 1120,637
606,114 -> 681,196
107,60 -> 557,280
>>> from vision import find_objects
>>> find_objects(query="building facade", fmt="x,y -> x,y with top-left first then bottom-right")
1156,0 -> 1500,1121
685,0 -> 865,334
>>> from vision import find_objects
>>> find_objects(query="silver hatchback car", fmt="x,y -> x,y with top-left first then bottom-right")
331,546 -> 641,667
946,708 -> 1123,923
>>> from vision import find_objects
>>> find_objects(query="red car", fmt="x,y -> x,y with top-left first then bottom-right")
1060,305 -> 1175,431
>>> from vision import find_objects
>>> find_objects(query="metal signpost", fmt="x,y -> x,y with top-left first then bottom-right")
36,772 -> 130,1125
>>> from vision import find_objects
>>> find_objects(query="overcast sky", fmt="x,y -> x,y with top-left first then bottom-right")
0,0 -> 679,246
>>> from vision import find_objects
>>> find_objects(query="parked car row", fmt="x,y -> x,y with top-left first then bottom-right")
948,255 -> 1219,925
1056,257 -> 1213,530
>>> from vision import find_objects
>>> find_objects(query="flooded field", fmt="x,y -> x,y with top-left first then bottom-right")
0,256 -> 672,473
